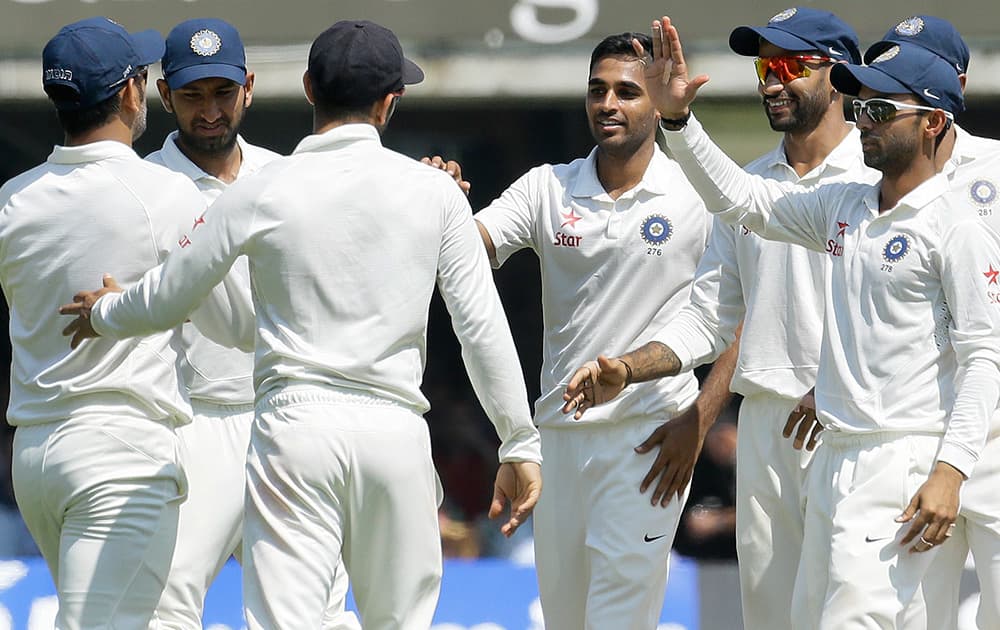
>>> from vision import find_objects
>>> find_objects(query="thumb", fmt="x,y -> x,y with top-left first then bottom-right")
896,493 -> 920,523
489,483 -> 508,520
596,354 -> 616,373
688,74 -> 710,98
102,274 -> 121,291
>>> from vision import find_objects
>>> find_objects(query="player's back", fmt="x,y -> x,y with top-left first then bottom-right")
218,124 -> 476,411
0,141 -> 203,426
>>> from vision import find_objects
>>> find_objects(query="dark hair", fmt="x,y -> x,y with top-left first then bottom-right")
47,86 -> 122,137
590,32 -> 652,71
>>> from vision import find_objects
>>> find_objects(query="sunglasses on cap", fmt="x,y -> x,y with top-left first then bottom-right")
753,55 -> 833,84
851,97 -> 954,125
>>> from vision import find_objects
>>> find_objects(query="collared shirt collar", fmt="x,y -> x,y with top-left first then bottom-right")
570,145 -> 672,200
868,172 -> 950,217
292,123 -> 382,155
766,125 -> 862,179
156,131 -> 261,183
48,140 -> 137,165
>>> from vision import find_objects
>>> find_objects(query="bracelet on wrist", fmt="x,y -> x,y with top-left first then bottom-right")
660,111 -> 691,130
620,358 -> 634,387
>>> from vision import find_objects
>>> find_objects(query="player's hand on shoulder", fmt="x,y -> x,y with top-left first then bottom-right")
420,155 -> 471,196
58,273 -> 123,348
489,461 -> 542,538
562,355 -> 629,419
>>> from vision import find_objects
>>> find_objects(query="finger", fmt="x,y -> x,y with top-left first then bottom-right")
911,534 -> 935,553
900,512 -> 930,545
62,318 -> 81,337
564,363 -> 597,397
71,328 -> 88,350
59,302 -> 84,315
639,451 -> 667,494
654,461 -> 682,507
793,415 -> 812,449
420,157 -> 432,165
459,181 -> 472,195
806,421 -> 823,451
921,520 -> 949,546
573,396 -> 592,420
635,425 -> 665,454
651,20 -> 665,63
102,273 -> 121,291
630,36 -> 645,58
896,494 -> 920,526
488,484 -> 508,521
782,408 -> 801,438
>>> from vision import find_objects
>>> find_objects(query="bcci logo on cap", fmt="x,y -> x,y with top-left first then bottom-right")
640,215 -> 672,246
769,8 -> 797,23
882,235 -> 911,263
190,29 -> 222,56
872,45 -> 901,65
970,180 -> 998,206
894,17 -> 925,37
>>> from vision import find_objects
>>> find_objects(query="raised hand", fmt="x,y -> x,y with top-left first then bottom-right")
634,16 -> 710,120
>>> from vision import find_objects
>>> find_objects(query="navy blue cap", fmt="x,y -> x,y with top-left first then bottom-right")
163,18 -> 247,89
831,42 -> 964,114
730,7 -> 861,64
864,16 -> 969,75
308,20 -> 423,106
42,17 -> 163,111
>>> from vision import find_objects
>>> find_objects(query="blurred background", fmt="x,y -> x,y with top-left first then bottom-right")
2,1 -> 998,628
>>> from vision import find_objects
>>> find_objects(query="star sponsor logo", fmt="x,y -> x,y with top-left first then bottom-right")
192,212 -> 207,230
882,234 -> 910,263
640,214 -> 673,246
836,221 -> 849,237
178,235 -> 192,248
984,264 -> 999,286
560,208 -> 582,229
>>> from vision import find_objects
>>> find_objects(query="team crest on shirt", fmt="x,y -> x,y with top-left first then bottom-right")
894,17 -> 925,37
769,8 -> 797,22
882,235 -> 910,263
191,30 -> 222,57
969,179 -> 998,207
640,214 -> 673,245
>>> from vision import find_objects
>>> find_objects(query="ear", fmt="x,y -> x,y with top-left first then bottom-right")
243,72 -> 255,108
156,78 -> 173,113
374,92 -> 396,126
958,74 -> 968,93
120,76 -> 143,116
925,109 -> 952,138
302,70 -> 315,105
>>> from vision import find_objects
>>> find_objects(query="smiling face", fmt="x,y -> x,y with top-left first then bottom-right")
586,55 -> 659,158
158,74 -> 253,157
756,42 -> 834,134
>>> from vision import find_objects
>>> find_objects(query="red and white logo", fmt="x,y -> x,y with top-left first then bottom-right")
192,213 -> 206,230
560,209 -> 582,229
179,235 -> 192,248
984,264 -> 999,286
836,221 -> 849,237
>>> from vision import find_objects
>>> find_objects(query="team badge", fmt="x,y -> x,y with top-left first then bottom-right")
872,45 -> 900,65
191,29 -> 222,57
882,235 -> 910,263
894,17 -> 925,37
769,8 -> 797,22
969,179 -> 997,206
640,215 -> 672,245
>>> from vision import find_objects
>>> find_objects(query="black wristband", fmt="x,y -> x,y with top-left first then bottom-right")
660,111 -> 691,130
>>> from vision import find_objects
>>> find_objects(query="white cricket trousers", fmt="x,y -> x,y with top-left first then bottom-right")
13,415 -> 186,630
243,388 -> 442,630
735,393 -> 813,630
792,431 -> 942,630
534,420 -> 688,630
920,433 -> 1000,629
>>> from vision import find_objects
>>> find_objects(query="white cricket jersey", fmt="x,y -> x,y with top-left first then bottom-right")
146,132 -> 279,405
475,147 -> 712,427
0,141 -> 205,427
661,115 -> 1000,477
91,124 -> 541,464
655,127 -> 880,400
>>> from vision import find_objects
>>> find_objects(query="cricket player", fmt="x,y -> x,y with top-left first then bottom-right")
60,19 -> 543,630
147,18 -> 356,629
562,9 -> 877,629
473,32 -> 726,630
865,16 -> 1000,630
2,17 -> 206,628
614,17 -> 1000,628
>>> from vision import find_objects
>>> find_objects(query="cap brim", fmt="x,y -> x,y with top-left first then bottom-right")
402,57 -> 424,85
131,29 -> 166,66
165,63 -> 248,90
830,63 -> 909,97
729,26 -> 817,57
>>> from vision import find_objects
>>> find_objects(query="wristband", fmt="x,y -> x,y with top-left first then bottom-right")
620,358 -> 634,387
660,111 -> 691,130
